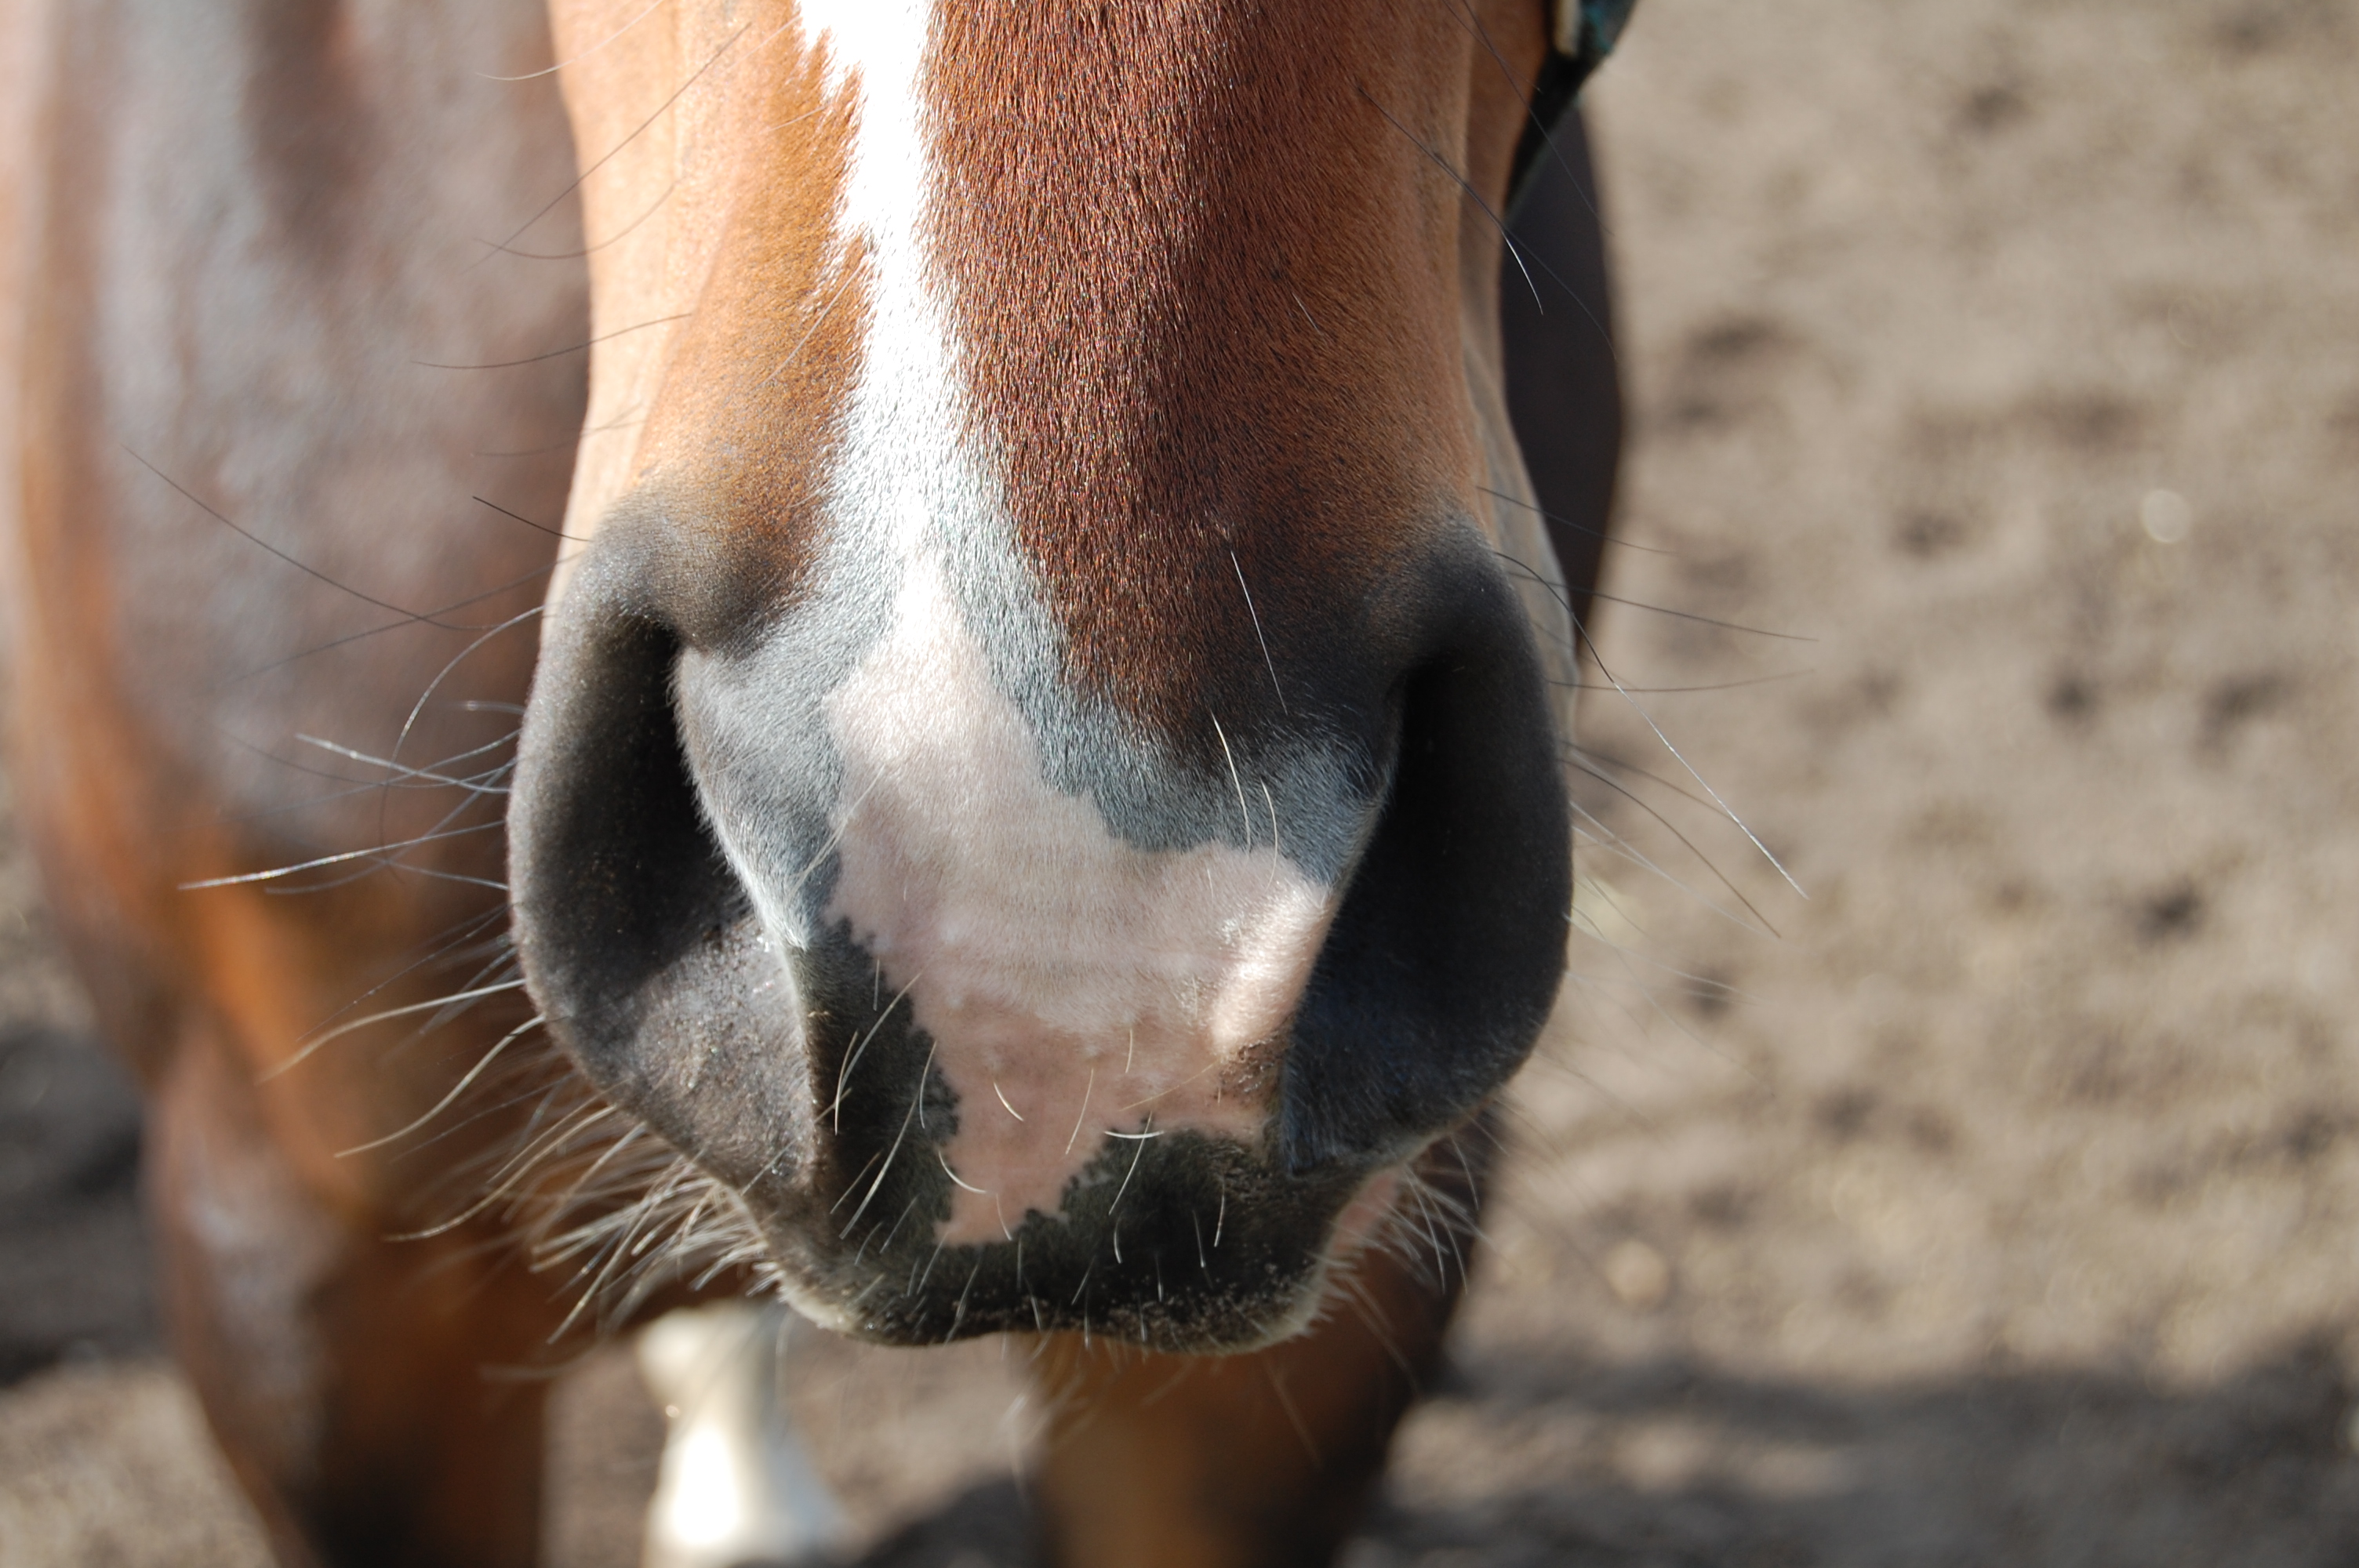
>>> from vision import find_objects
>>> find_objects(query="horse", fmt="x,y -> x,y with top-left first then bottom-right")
0,1 -> 1631,1563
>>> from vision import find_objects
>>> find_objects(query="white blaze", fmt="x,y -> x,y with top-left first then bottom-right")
824,557 -> 1335,1244
692,0 -> 1344,1247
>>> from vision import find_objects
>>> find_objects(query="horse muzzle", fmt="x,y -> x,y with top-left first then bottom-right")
510,498 -> 1570,1350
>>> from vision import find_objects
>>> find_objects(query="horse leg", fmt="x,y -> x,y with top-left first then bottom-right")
1028,1134 -> 1489,1568
147,1022 -> 566,1568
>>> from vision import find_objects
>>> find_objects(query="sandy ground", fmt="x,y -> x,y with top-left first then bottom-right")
6,0 -> 2359,1563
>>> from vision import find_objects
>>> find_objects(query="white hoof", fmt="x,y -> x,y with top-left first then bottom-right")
638,1301 -> 849,1568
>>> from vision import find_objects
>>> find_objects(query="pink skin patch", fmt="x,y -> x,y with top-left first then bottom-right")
824,555 -> 1339,1244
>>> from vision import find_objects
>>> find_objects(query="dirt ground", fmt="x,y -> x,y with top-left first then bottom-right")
5,0 -> 2358,1563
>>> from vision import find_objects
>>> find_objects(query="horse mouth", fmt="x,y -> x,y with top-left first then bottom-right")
511,880 -> 1416,1351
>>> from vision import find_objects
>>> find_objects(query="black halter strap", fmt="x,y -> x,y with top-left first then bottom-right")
1507,0 -> 1639,216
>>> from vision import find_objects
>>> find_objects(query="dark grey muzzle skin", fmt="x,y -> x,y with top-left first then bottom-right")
507,502 -> 1572,1352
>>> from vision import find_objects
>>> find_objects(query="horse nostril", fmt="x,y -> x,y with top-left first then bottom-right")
1282,602 -> 1572,1175
511,569 -> 743,1093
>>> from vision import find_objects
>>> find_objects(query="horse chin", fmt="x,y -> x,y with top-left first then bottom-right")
740,1151 -> 1418,1357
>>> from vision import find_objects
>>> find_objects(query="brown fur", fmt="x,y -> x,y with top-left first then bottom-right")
557,2 -> 871,632
5,0 -> 591,1559
929,0 -> 1548,736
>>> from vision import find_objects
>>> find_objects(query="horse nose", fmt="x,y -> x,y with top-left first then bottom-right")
511,505 -> 1568,1345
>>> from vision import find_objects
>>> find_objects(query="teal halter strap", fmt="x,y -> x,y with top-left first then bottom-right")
1509,0 -> 1640,214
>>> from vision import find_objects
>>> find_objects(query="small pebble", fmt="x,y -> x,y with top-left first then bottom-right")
2140,488 -> 2192,544
1605,1239 -> 1671,1312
